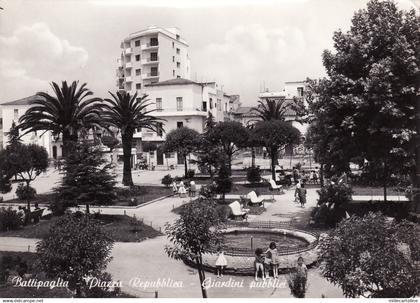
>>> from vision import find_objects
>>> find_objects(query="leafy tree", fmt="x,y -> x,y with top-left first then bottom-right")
253,120 -> 301,180
101,135 -> 119,151
307,0 -> 420,203
7,121 -> 21,146
102,91 -> 163,186
0,150 -> 12,194
165,199 -> 223,298
192,136 -> 223,181
312,183 -> 352,227
207,121 -> 248,174
18,81 -> 102,156
7,144 -> 49,188
37,214 -> 114,297
161,174 -> 173,188
215,162 -> 232,202
56,142 -> 116,214
319,212 -> 420,297
204,111 -> 216,131
163,127 -> 200,177
2,143 -> 48,209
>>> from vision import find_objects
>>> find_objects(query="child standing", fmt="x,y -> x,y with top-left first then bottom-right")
215,249 -> 227,278
254,248 -> 266,281
267,242 -> 279,279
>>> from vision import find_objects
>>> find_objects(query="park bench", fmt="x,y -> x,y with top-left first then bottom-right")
228,201 -> 249,220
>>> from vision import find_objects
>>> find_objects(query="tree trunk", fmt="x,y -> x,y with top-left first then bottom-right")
415,93 -> 420,213
383,161 -> 387,203
251,147 -> 256,168
86,203 -> 90,214
270,150 -> 276,181
184,153 -> 188,178
320,162 -> 324,187
25,181 -> 31,211
228,154 -> 232,176
195,256 -> 208,298
122,134 -> 134,186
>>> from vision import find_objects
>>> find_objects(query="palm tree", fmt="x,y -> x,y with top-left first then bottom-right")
18,81 -> 102,156
251,98 -> 295,121
101,91 -> 164,186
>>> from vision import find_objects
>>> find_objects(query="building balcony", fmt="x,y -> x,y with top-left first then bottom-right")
141,57 -> 159,65
117,58 -> 123,67
124,48 -> 132,56
142,72 -> 159,79
141,43 -> 159,51
153,107 -> 208,117
125,76 -> 133,82
125,62 -> 132,69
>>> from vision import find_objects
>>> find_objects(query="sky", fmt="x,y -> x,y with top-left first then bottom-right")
0,0 -> 418,106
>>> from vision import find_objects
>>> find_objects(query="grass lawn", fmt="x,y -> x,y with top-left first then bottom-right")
172,199 -> 266,218
351,185 -> 402,196
113,186 -> 173,206
2,186 -> 173,208
0,214 -> 161,242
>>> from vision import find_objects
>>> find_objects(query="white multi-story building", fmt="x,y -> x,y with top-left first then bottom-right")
136,78 -> 239,167
116,26 -> 191,95
0,95 -> 59,158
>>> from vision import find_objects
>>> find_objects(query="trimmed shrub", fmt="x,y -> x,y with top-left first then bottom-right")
161,174 -> 173,188
311,183 -> 352,227
0,207 -> 23,231
246,166 -> 262,183
16,183 -> 36,200
185,169 -> 195,179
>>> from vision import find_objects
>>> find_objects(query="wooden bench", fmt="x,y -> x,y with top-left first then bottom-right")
24,209 -> 44,225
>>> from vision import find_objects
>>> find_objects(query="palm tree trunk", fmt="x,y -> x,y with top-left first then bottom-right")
122,134 -> 134,186
251,147 -> 256,168
184,153 -> 188,178
270,150 -> 276,181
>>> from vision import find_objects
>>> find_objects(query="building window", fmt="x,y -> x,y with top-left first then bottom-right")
176,48 -> 180,54
202,101 -> 207,112
135,54 -> 140,61
156,98 -> 162,111
177,121 -> 184,128
173,70 -> 175,77
135,40 -> 140,47
225,103 -> 228,112
150,52 -> 158,61
176,62 -> 180,68
176,34 -> 180,40
150,37 -> 158,46
151,66 -> 158,76
297,87 -> 304,97
172,56 -> 175,62
136,83 -> 141,90
176,75 -> 181,79
209,98 -> 213,109
172,41 -> 174,48
176,97 -> 183,111
217,99 -> 221,111
13,109 -> 18,120
135,68 -> 141,76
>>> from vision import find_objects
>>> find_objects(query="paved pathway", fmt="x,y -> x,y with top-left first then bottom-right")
0,186 -> 344,298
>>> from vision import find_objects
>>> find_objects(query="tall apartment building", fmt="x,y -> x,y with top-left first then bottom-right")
116,26 -> 191,95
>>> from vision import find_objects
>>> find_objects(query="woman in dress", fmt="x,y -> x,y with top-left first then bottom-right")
215,248 -> 227,278
298,183 -> 307,207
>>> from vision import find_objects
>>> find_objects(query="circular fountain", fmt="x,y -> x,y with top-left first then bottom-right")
184,224 -> 319,275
